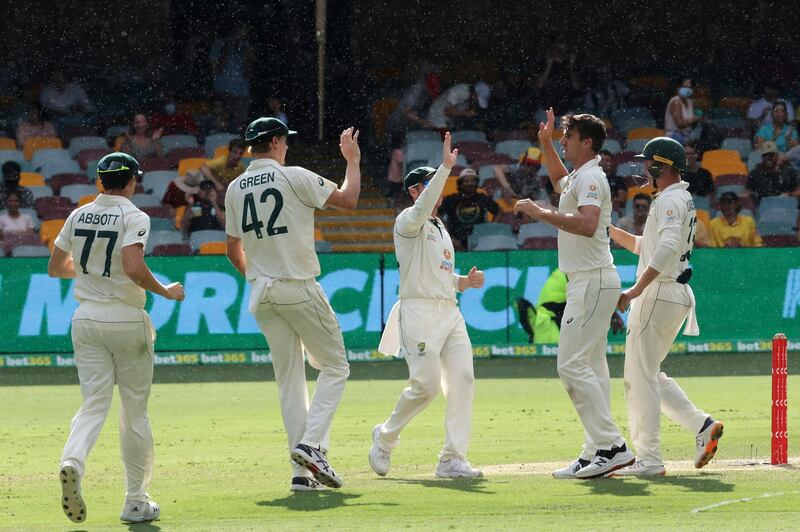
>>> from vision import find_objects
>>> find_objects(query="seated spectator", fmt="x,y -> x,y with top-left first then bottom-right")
583,64 -> 629,117
427,83 -> 478,130
441,168 -> 499,250
15,105 -> 57,147
709,191 -> 763,248
598,149 -> 627,208
200,138 -> 246,190
39,71 -> 93,115
616,193 -> 651,237
121,113 -> 165,161
683,141 -> 714,198
494,147 -> 542,199
0,191 -> 35,254
484,80 -> 525,138
754,101 -> 798,153
536,41 -> 580,111
747,84 -> 795,129
0,161 -> 34,209
746,141 -> 799,204
386,71 -> 436,146
181,180 -> 225,234
664,78 -> 704,144
694,217 -> 710,248
161,170 -> 203,212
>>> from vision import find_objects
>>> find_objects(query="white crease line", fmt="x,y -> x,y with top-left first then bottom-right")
691,490 -> 800,513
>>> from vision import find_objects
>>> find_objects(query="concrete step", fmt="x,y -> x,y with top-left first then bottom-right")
331,242 -> 394,253
323,231 -> 393,242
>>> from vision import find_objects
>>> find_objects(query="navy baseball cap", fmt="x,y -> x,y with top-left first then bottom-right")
244,117 -> 297,145
404,166 -> 436,191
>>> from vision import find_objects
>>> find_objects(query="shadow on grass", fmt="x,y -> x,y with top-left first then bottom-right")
653,473 -> 736,492
257,491 -> 398,511
125,523 -> 162,532
394,477 -> 494,494
584,473 -> 736,497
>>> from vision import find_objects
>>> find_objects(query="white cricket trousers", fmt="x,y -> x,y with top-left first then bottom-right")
253,279 -> 350,473
558,267 -> 625,458
377,299 -> 475,461
61,302 -> 156,502
624,280 -> 708,466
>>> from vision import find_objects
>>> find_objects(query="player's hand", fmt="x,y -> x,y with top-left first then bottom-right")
442,131 -> 459,169
616,287 -> 640,312
339,127 -> 361,164
538,107 -> 556,143
610,311 -> 625,334
514,198 -> 544,220
165,282 -> 185,301
466,266 -> 484,289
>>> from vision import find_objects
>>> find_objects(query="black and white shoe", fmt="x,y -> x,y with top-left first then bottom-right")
575,443 -> 635,479
290,476 -> 326,492
59,464 -> 86,524
290,444 -> 343,488
552,458 -> 591,479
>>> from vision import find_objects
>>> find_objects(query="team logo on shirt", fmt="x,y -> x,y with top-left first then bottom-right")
417,342 -> 426,355
586,184 -> 598,200
443,249 -> 451,260
427,226 -> 438,242
589,184 -> 597,191
138,229 -> 146,236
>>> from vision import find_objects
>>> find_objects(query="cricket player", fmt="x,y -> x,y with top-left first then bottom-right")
49,152 -> 185,524
610,137 -> 723,476
369,132 -> 485,479
225,117 -> 361,491
514,108 -> 633,479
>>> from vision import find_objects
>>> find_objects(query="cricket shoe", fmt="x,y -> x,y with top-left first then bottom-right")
607,459 -> 666,477
369,424 -> 392,477
552,458 -> 591,479
575,443 -> 635,479
435,457 -> 483,478
120,496 -> 160,523
695,418 -> 724,469
59,464 -> 86,524
290,476 -> 326,492
291,443 -> 343,488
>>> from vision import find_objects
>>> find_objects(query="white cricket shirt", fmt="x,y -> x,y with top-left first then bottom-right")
225,158 -> 337,281
556,156 -> 614,274
395,164 -> 459,301
55,194 -> 150,311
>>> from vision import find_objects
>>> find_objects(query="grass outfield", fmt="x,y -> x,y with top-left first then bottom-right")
2,357 -> 800,530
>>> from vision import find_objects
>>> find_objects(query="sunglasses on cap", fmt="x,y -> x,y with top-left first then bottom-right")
97,160 -> 131,173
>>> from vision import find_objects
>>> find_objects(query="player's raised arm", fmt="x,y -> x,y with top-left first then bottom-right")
538,107 -> 570,191
325,127 -> 361,210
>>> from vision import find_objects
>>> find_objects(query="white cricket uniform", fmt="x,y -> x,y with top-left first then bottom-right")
625,180 -> 708,466
375,164 -> 475,461
55,194 -> 156,503
225,157 -> 349,475
555,156 -> 625,458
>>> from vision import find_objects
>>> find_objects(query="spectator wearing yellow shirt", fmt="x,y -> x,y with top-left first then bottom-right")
709,191 -> 763,248
200,138 -> 246,190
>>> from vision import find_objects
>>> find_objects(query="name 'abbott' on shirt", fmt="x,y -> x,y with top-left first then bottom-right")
75,212 -> 121,225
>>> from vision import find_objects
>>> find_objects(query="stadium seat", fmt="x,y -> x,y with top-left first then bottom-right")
713,117 -> 748,130
19,172 -> 45,187
757,196 -> 799,219
617,161 -> 645,178
105,125 -> 129,138
720,138 -> 753,159
177,157 -> 208,176
39,219 -> 66,248
495,140 -> 533,159
405,141 -> 441,167
717,96 -> 752,117
451,131 -> 487,144
521,237 -> 558,250
713,174 -> 747,187
11,245 -> 51,257
204,132 -> 239,158
626,127 -> 664,141
517,222 -> 558,243
140,157 -> 175,172
131,194 -> 161,208
48,173 -> 89,195
76,148 -> 111,170
747,150 -> 763,171
60,184 -> 99,203
40,159 -> 81,179
142,170 -> 178,199
406,130 -> 441,144
625,139 -> 649,153
23,137 -> 62,160
478,164 -> 496,183
692,195 -> 710,212
29,185 -> 56,201
160,134 -> 198,153
31,148 -> 71,169
174,205 -> 186,229
151,243 -> 192,256
2,232 -> 42,256
758,219 -> 796,236
198,241 -> 226,255
78,194 -> 97,206
213,145 -> 229,158
167,147 -> 207,168
468,223 -> 514,250
371,97 -> 398,142
762,234 -> 800,247
454,141 -> 493,162
68,136 -> 107,158
315,240 -> 333,253
473,234 -> 518,251
470,153 -> 513,166
0,149 -> 25,167
708,107 -> 742,120
714,184 -> 746,199
701,150 -> 747,177
145,231 -> 185,254
0,137 -> 16,150
442,175 -> 459,197
427,152 -> 468,168
601,139 -> 622,154
314,227 -> 324,241
189,230 -> 227,252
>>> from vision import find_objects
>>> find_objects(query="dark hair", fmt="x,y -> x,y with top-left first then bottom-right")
228,138 -> 246,151
772,101 -> 788,115
198,180 -> 216,191
100,172 -> 135,191
561,113 -> 606,153
598,149 -> 612,157
633,193 -> 652,205
2,161 -> 21,176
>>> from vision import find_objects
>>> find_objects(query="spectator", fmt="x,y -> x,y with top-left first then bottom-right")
120,113 -> 164,161
211,28 -> 252,129
441,167 -> 499,250
598,149 -> 627,208
746,141 -> 800,204
664,78 -> 704,144
161,170 -> 203,213
427,83 -> 478,130
484,80 -> 525,138
386,74 -> 436,146
536,41 -> 580,111
616,193 -> 651,236
0,191 -> 35,254
754,101 -> 798,154
494,147 -> 542,199
583,64 -> 629,117
0,161 -> 34,209
15,105 -> 57,147
747,84 -> 795,129
181,180 -> 225,234
39,71 -> 93,115
200,138 -> 246,190
267,97 -> 288,125
709,191 -> 763,248
683,141 -> 714,197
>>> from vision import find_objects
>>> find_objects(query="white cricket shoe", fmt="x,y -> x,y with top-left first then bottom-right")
575,443 -> 635,479
290,476 -> 327,492
120,496 -> 160,523
435,457 -> 483,478
695,419 -> 724,469
607,459 -> 666,477
552,458 -> 591,479
369,424 -> 391,477
59,464 -> 86,524
291,443 -> 343,488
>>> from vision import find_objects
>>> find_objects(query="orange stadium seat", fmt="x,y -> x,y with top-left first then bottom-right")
175,205 -> 186,229
19,172 -> 45,187
23,137 -> 62,160
718,96 -> 752,117
78,194 -> 97,206
0,137 -> 16,150
442,175 -> 459,197
214,145 -> 228,158
198,241 -> 226,255
371,97 -> 398,141
177,157 -> 208,176
627,183 -> 656,200
705,160 -> 748,178
627,127 -> 664,141
314,227 -> 324,241
40,219 -> 66,249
